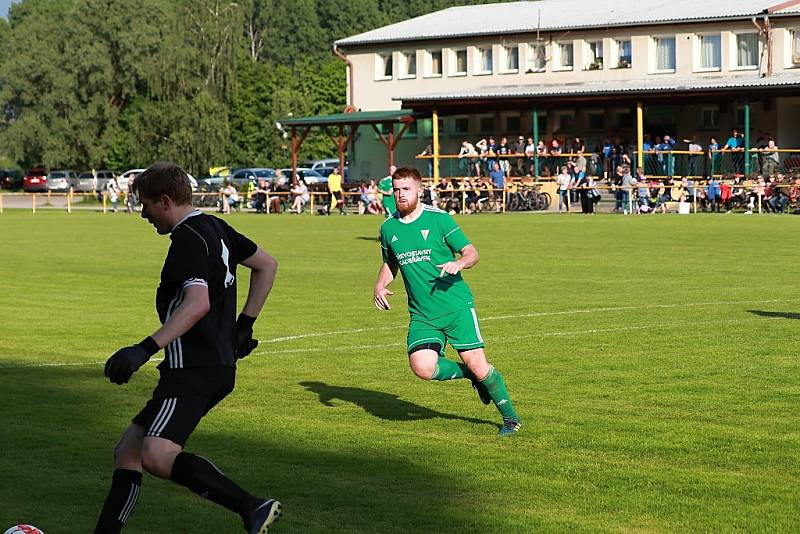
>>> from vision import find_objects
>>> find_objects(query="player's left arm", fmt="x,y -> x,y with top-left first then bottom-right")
235,247 -> 278,358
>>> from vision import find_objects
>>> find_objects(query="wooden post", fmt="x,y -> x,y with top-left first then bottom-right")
744,101 -> 751,175
0,193 -> 3,214
432,110 -> 440,182
291,127 -> 298,186
103,191 -> 107,213
636,102 -> 644,169
338,125 -> 346,177
67,187 -> 72,214
532,107 -> 540,177
32,193 -> 36,213
387,123 -> 395,170
310,192 -> 315,214
462,189 -> 466,214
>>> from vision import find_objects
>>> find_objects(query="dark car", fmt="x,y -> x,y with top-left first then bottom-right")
23,168 -> 48,192
0,169 -> 22,190
228,168 -> 276,190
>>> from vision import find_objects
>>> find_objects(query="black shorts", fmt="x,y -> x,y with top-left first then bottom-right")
132,367 -> 235,447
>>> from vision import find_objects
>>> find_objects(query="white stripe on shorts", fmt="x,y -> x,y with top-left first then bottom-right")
470,308 -> 484,343
148,397 -> 177,437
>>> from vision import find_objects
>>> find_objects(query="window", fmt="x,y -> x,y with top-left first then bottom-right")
735,33 -> 759,68
426,50 -> 442,77
406,121 -> 418,138
526,42 -> 547,72
453,117 -> 469,135
556,111 -> 575,132
697,34 -> 721,70
479,116 -> 495,134
506,115 -> 521,133
585,41 -> 604,70
399,51 -> 416,78
555,42 -> 574,70
451,48 -> 467,75
475,46 -> 493,74
615,39 -> 632,68
587,111 -> 605,130
376,53 -> 392,80
536,114 -> 548,134
421,119 -> 444,139
792,30 -> 800,65
653,36 -> 676,71
701,107 -> 719,129
501,45 -> 519,72
616,110 -> 633,129
735,106 -> 746,129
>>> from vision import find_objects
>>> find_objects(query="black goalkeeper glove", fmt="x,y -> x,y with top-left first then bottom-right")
104,336 -> 159,385
235,313 -> 258,359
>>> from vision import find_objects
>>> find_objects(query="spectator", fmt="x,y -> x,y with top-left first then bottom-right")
620,166 -> 635,214
418,144 -> 434,177
704,175 -> 720,212
435,176 -> 455,210
720,179 -> 732,213
357,181 -> 370,215
125,173 -> 139,213
576,172 -> 593,214
762,139 -> 780,176
327,166 -> 345,215
556,166 -> 571,212
475,138 -> 489,176
724,129 -> 744,174
635,167 -> 650,212
653,178 -> 673,214
729,175 -> 746,211
488,161 -> 505,213
366,179 -> 381,214
106,176 -> 121,214
290,178 -> 309,214
253,178 -> 269,213
458,139 -> 477,177
612,164 -> 625,212
460,176 -> 479,214
684,136 -> 703,177
707,136 -> 721,177
524,137 -> 536,176
497,136 -> 511,175
655,134 -> 676,176
486,136 -> 499,174
270,172 -> 290,213
514,135 -> 526,176
747,175 -> 766,213
219,181 -> 238,214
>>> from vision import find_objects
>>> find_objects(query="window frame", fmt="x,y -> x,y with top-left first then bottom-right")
424,49 -> 443,78
731,31 -> 760,70
651,35 -> 677,73
453,116 -> 470,136
398,50 -> 417,79
450,47 -> 468,77
500,44 -> 520,74
553,41 -> 574,71
612,38 -> 632,69
699,106 -> 720,130
375,52 -> 393,81
474,45 -> 493,75
526,42 -> 548,73
694,33 -> 722,72
790,28 -> 800,67
584,40 -> 604,71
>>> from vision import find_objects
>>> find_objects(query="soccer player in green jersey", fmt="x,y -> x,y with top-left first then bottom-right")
373,166 -> 521,436
378,165 -> 397,218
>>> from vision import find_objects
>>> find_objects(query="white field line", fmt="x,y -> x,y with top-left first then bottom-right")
260,297 -> 800,344
0,298 -> 794,369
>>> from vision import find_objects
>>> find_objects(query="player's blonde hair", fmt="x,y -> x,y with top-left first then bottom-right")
392,166 -> 422,183
132,162 -> 193,205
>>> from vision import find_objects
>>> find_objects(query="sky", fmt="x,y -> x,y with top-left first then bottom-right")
0,0 -> 15,19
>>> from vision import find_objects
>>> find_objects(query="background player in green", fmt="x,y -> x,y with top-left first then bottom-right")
378,164 -> 397,217
373,166 -> 521,436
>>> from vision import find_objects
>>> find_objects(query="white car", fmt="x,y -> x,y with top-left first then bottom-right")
119,169 -> 197,193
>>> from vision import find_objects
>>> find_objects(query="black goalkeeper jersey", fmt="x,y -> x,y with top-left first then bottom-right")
155,211 -> 257,369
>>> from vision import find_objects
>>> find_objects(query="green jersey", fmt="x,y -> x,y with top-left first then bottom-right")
378,176 -> 396,216
379,204 -> 474,319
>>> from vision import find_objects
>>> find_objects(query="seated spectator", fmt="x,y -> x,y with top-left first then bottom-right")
357,181 -> 370,215
635,168 -> 650,212
653,178 -> 673,214
253,178 -> 269,213
720,179 -> 732,213
270,172 -> 290,213
290,178 -> 309,214
703,176 -> 720,212
460,177 -> 479,214
219,182 -> 238,214
367,179 -> 381,214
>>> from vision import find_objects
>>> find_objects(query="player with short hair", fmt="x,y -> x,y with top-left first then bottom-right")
94,162 -> 281,534
378,165 -> 397,218
373,166 -> 521,436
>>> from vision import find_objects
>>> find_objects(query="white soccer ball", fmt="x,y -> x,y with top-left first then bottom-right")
4,526 -> 45,534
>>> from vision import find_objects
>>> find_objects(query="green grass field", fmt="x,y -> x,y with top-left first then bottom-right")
1,210 -> 798,533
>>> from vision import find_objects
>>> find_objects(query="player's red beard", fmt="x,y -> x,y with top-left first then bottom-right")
395,190 -> 418,216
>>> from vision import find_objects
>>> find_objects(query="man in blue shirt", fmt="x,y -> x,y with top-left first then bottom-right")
725,129 -> 744,174
488,162 -> 505,213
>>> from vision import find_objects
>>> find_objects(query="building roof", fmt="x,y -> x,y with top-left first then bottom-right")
280,110 -> 424,127
395,72 -> 800,104
336,0 -> 800,47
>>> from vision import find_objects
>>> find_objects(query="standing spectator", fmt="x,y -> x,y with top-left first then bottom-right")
576,172 -> 593,214
762,139 -> 780,177
549,138 -> 562,175
707,136 -> 721,177
524,137 -> 536,176
724,129 -> 744,174
475,138 -> 489,176
612,164 -> 625,212
704,175 -> 720,212
107,176 -> 121,214
366,179 -> 381,214
556,166 -> 571,212
125,173 -> 139,213
458,140 -> 477,177
684,137 -> 703,177
357,181 -> 370,215
290,178 -> 309,214
720,179 -> 732,213
620,166 -> 635,214
497,137 -> 511,175
327,166 -> 345,215
488,162 -> 505,213
656,135 -> 676,176
514,135 -> 526,176
486,136 -> 499,174
418,144 -> 434,177
635,167 -> 650,212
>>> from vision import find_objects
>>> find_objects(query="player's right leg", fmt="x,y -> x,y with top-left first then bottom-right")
407,316 -> 474,382
94,424 -> 145,534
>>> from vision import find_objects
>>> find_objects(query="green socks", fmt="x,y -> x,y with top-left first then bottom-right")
481,366 -> 519,421
431,357 -> 474,381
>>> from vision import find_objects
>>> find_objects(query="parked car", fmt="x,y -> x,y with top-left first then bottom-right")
303,158 -> 349,181
75,171 -> 97,192
116,168 -> 197,193
280,168 -> 327,184
227,168 -> 276,190
0,169 -> 22,190
198,175 -> 225,192
46,170 -> 79,192
94,170 -> 118,192
23,168 -> 48,192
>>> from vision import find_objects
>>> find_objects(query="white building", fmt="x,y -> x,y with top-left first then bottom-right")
327,0 -> 800,180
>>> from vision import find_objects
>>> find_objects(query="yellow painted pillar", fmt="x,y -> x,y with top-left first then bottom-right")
636,102 -> 644,169
0,193 -> 3,214
432,110 -> 440,182
32,193 -> 36,213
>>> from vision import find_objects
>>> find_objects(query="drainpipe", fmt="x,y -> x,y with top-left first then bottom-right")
332,43 -> 355,112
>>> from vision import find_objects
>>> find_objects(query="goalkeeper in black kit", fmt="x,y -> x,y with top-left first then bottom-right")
94,162 -> 282,534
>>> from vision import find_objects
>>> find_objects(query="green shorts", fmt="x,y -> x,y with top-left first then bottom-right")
407,307 -> 485,356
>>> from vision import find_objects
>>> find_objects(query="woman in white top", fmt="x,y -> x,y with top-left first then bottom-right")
290,179 -> 309,214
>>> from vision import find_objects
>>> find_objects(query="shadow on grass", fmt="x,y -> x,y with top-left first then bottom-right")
0,364 -> 495,533
300,381 -> 496,428
747,309 -> 800,320
355,236 -> 380,242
